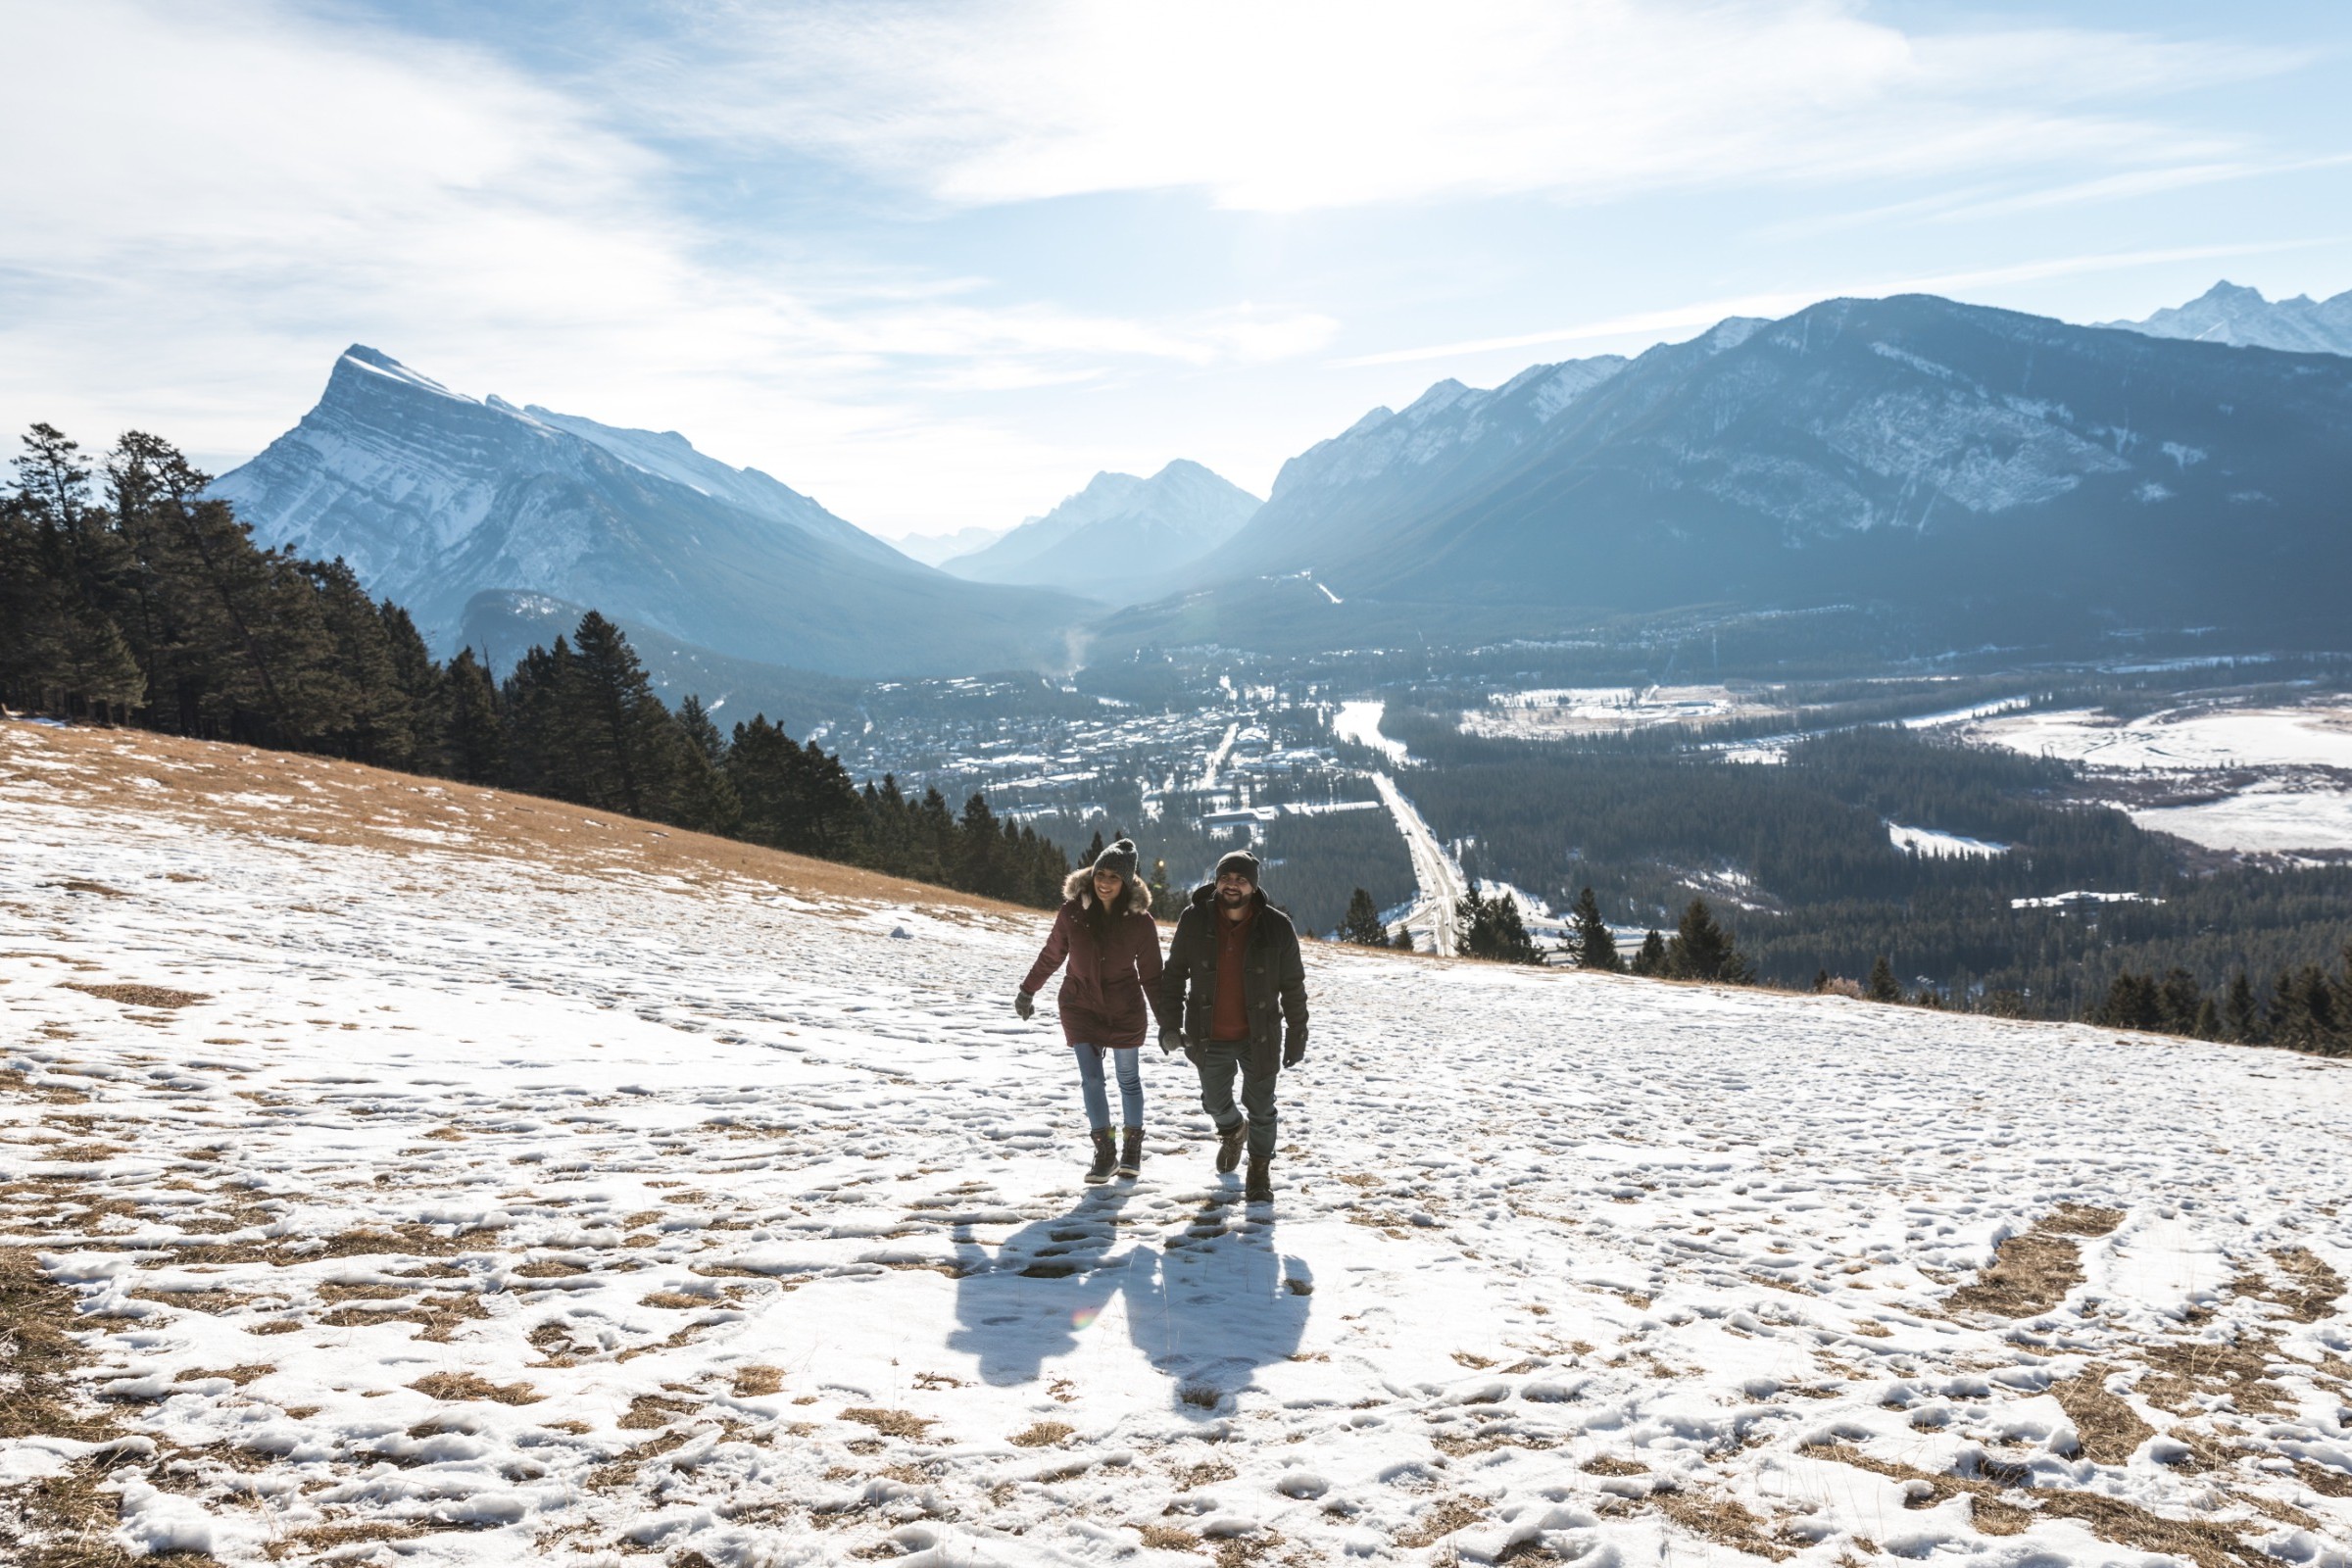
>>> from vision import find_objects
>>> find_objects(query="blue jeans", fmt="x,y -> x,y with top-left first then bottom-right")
1071,1045 -> 1143,1131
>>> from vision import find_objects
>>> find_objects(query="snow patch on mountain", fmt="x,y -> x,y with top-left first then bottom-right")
2101,279 -> 2352,357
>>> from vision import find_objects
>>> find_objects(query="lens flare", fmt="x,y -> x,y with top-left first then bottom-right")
1071,1305 -> 1100,1330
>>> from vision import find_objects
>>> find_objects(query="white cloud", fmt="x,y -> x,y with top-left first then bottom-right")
632,0 -> 2294,213
0,0 -> 1330,533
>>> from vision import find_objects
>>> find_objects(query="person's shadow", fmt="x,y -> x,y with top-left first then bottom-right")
947,1186 -> 1144,1386
1124,1195 -> 1313,1411
947,1187 -> 1313,1403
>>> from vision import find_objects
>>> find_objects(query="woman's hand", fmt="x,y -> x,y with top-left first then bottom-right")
1014,991 -> 1036,1021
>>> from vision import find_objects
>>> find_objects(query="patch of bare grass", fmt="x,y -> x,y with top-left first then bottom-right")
1394,1497 -> 1486,1548
841,1406 -> 931,1441
1947,1229 -> 2082,1318
60,981 -> 209,1008
731,1365 -> 784,1396
2049,1363 -> 2155,1463
1010,1420 -> 1074,1447
1653,1490 -> 1796,1561
409,1371 -> 541,1405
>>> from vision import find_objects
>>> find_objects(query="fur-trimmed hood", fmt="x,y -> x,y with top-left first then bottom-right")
1064,865 -> 1152,916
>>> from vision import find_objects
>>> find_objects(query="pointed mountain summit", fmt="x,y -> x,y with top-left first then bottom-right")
2101,280 -> 2352,357
211,347 -> 1089,678
943,460 -> 1260,603
1102,295 -> 2352,657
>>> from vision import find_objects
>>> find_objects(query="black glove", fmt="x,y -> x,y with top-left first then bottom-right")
1158,1027 -> 1183,1055
1014,991 -> 1035,1021
1283,1032 -> 1306,1068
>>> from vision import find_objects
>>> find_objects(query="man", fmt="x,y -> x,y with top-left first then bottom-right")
1157,849 -> 1309,1204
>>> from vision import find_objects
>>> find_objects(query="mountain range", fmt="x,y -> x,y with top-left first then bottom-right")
2103,280 -> 2352,357
1102,293 -> 2352,656
211,348 -> 1088,678
941,460 -> 1261,598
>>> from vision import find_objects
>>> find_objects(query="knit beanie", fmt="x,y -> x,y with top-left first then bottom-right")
1214,849 -> 1260,886
1093,838 -> 1140,881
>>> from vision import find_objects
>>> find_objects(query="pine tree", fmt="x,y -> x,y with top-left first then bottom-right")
569,611 -> 675,818
440,649 -> 506,783
1866,955 -> 1901,1003
1570,887 -> 1619,971
1663,899 -> 1751,983
1151,858 -> 1171,910
2224,970 -> 2261,1043
1629,930 -> 1667,976
1340,887 -> 1388,945
676,695 -> 727,768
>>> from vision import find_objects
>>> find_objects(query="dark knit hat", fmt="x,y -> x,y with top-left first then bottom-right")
1214,848 -> 1260,885
1093,838 -> 1139,881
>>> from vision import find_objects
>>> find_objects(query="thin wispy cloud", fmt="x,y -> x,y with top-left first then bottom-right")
1,0 -> 2344,533
617,0 -> 2294,213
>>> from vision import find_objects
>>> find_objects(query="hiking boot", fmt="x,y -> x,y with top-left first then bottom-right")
1245,1155 -> 1273,1204
1084,1129 -> 1117,1185
1215,1120 -> 1247,1175
1117,1127 -> 1144,1178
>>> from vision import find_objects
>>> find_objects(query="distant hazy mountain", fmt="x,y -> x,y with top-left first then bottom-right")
890,525 -> 1007,567
2101,280 -> 2352,357
212,347 -> 1089,678
1102,295 -> 2352,656
943,461 -> 1260,602
1181,351 -> 1634,587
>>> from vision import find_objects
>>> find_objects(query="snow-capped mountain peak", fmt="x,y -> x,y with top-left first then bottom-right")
2101,279 -> 2352,357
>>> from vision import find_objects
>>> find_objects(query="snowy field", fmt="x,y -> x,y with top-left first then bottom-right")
1461,688 -> 1788,741
6,722 -> 2352,1568
1965,703 -> 2352,857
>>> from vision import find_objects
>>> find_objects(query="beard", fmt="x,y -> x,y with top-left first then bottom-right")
1218,885 -> 1251,908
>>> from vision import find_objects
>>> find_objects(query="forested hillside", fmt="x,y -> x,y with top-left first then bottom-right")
0,425 -> 1070,907
1382,710 -> 2352,1037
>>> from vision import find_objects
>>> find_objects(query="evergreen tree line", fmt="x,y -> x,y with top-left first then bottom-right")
1,426 -> 1069,907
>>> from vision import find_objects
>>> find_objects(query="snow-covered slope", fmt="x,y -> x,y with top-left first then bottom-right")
2102,280 -> 2352,357
208,347 -> 1088,678
944,462 -> 1261,602
6,721 -> 2351,1566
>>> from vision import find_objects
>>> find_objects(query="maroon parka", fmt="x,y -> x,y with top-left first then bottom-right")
1020,881 -> 1172,1049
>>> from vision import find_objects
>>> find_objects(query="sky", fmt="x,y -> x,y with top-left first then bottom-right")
4,1 -> 2349,540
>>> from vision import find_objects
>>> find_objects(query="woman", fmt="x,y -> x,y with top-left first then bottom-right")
1015,838 -> 1169,1183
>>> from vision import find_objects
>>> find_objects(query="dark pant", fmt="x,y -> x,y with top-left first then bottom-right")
1193,1039 -> 1277,1162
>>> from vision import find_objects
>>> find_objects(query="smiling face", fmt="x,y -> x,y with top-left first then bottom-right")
1215,869 -> 1254,915
1092,867 -> 1125,905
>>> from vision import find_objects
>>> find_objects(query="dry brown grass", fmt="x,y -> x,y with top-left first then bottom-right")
1009,1420 -> 1074,1448
2039,1202 -> 2126,1237
2,720 -> 1034,919
1813,1443 -> 2265,1567
175,1364 -> 274,1388
410,1371 -> 542,1405
1173,1459 -> 1237,1490
1653,1490 -> 1796,1561
59,981 -> 210,1009
841,1406 -> 932,1440
1136,1523 -> 1204,1550
2264,1248 -> 2345,1322
2134,1332 -> 2288,1417
2048,1363 -> 2155,1463
1579,1455 -> 1648,1476
731,1365 -> 784,1397
1947,1230 -> 2082,1318
1394,1497 -> 1487,1548
618,1393 -> 698,1430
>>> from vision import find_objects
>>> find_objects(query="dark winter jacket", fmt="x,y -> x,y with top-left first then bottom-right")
1158,884 -> 1309,1073
1021,868 -> 1171,1049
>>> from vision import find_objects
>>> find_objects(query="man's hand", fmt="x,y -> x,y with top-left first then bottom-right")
1283,1032 -> 1307,1068
1158,1026 -> 1183,1055
1014,991 -> 1035,1021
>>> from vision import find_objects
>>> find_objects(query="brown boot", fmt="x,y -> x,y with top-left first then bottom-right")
1084,1129 -> 1117,1184
1215,1120 -> 1247,1174
1245,1155 -> 1273,1204
1117,1127 -> 1144,1178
